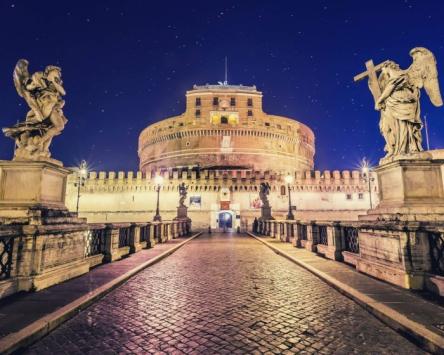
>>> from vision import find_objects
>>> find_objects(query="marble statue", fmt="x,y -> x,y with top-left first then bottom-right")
259,182 -> 271,207
178,182 -> 188,207
3,59 -> 68,161
354,47 -> 443,159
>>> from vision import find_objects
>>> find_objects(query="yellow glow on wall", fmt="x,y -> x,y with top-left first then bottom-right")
210,111 -> 239,125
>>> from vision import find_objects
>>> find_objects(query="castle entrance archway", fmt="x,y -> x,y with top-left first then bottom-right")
218,211 -> 233,231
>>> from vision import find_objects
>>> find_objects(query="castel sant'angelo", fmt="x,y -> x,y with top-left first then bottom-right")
66,83 -> 377,230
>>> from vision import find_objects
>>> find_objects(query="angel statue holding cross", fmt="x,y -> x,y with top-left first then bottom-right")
2,59 -> 68,162
354,47 -> 443,160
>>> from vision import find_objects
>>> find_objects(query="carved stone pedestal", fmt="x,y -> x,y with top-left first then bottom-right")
0,160 -> 70,219
260,205 -> 273,221
363,156 -> 444,222
354,155 -> 444,292
176,205 -> 188,219
0,160 -> 90,299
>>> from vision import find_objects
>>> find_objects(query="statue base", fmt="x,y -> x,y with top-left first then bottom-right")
361,155 -> 444,222
176,205 -> 189,219
0,160 -> 71,220
0,159 -> 91,299
260,205 -> 274,220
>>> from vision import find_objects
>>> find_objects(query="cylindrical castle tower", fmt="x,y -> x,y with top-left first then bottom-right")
138,84 -> 315,172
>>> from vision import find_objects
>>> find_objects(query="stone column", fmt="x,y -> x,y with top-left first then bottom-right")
266,221 -> 272,236
170,222 -> 176,239
305,222 -> 317,252
129,224 -> 142,253
324,222 -> 343,261
104,224 -> 120,262
293,222 -> 302,247
165,223 -> 172,241
148,223 -> 156,248
287,222 -> 295,243
280,222 -> 286,242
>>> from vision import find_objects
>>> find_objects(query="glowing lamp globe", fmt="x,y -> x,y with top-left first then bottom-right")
285,175 -> 294,184
154,175 -> 164,186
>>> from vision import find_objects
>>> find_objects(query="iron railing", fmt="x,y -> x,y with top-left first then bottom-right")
428,232 -> 444,276
118,227 -> 132,248
0,237 -> 13,280
318,225 -> 328,245
140,225 -> 150,242
298,224 -> 307,240
344,226 -> 360,254
85,229 -> 106,257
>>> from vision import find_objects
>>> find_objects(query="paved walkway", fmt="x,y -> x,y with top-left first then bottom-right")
24,233 -> 426,354
254,234 -> 444,351
0,236 -> 197,353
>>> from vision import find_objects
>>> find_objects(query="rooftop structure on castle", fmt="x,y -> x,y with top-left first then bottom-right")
138,83 -> 315,173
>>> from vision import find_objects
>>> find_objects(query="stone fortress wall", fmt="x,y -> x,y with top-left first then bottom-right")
138,85 -> 315,173
66,83 -> 377,229
66,168 -> 378,230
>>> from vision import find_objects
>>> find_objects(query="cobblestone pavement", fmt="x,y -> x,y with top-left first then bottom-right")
25,233 -> 425,354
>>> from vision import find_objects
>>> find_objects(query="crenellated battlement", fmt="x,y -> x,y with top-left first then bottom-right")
67,168 -> 376,194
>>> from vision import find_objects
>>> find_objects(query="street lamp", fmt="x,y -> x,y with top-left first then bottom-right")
285,174 -> 295,220
153,174 -> 164,221
360,159 -> 375,209
75,160 -> 88,214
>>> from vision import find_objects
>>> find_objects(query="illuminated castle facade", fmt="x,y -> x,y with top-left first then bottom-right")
65,84 -> 377,230
139,84 -> 314,173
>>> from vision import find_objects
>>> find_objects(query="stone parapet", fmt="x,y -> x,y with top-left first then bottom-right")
0,219 -> 190,300
67,168 -> 375,194
254,218 -> 444,297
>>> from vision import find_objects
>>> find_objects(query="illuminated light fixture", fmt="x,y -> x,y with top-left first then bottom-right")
75,160 -> 88,214
285,174 -> 295,220
153,174 -> 164,221
360,158 -> 375,209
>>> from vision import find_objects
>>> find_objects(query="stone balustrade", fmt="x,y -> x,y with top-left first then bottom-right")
253,219 -> 444,296
0,219 -> 192,300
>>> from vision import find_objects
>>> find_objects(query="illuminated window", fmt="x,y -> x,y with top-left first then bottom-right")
195,109 -> 201,118
247,98 -> 253,107
195,97 -> 201,106
247,110 -> 253,117
230,97 -> 236,106
213,97 -> 219,106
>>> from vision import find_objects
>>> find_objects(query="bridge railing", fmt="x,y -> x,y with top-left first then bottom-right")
252,219 -> 444,296
0,219 -> 192,299
254,219 -> 363,264
85,219 -> 192,265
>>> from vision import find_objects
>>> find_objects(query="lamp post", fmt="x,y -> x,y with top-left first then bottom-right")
285,174 -> 295,220
75,160 -> 87,214
361,160 -> 375,209
153,174 -> 164,221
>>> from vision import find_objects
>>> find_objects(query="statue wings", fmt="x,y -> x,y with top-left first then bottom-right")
407,47 -> 443,107
13,59 -> 30,98
13,59 -> 44,121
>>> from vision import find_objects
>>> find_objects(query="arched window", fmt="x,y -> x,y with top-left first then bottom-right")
280,185 -> 286,195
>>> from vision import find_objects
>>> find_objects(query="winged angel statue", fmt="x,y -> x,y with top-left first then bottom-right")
357,47 -> 443,159
2,59 -> 67,161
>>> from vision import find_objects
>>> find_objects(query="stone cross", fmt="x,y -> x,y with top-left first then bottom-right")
354,59 -> 386,102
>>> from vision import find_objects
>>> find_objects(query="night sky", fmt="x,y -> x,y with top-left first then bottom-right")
1,0 -> 443,172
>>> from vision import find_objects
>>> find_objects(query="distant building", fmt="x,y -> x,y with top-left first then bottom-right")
65,84 -> 377,231
138,84 -> 315,173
